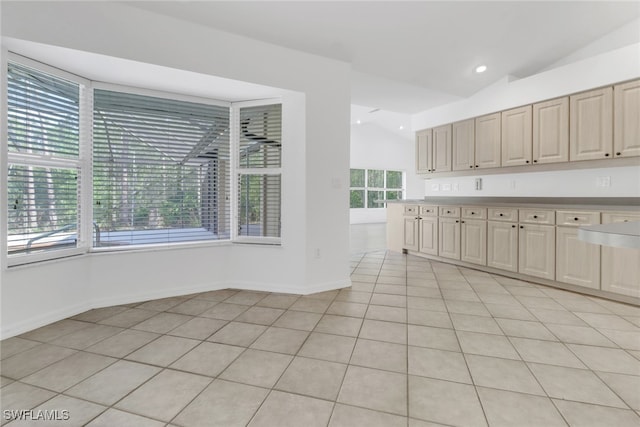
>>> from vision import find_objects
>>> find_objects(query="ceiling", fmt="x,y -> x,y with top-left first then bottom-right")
127,1 -> 640,115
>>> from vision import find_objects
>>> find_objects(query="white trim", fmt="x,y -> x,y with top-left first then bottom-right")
79,82 -> 93,251
233,236 -> 281,245
7,248 -> 86,268
1,47 -> 9,270
225,279 -> 351,296
8,52 -> 91,87
91,81 -> 232,108
230,104 -> 239,241
6,153 -> 82,169
90,238 -> 231,255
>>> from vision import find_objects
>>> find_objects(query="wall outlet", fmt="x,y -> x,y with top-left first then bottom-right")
442,183 -> 452,191
597,176 -> 611,188
453,183 -> 459,191
509,180 -> 516,189
431,184 -> 440,191
475,178 -> 482,191
314,248 -> 321,259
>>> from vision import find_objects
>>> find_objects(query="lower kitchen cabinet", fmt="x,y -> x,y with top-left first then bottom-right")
403,217 -> 419,251
419,216 -> 438,255
600,213 -> 640,298
556,227 -> 600,289
438,217 -> 461,260
519,223 -> 555,280
487,221 -> 518,272
461,219 -> 486,265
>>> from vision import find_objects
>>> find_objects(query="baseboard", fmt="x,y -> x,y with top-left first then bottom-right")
224,278 -> 352,295
1,302 -> 88,340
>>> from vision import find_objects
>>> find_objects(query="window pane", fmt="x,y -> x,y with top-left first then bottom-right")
367,190 -> 384,208
93,89 -> 231,247
350,169 -> 365,187
239,104 -> 282,169
386,171 -> 403,189
350,190 -> 364,208
238,174 -> 281,238
8,165 -> 78,255
367,169 -> 384,188
8,62 -> 79,158
386,190 -> 402,201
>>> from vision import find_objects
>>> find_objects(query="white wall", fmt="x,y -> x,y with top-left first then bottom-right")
413,43 -> 640,199
0,2 -> 351,338
350,123 -> 422,223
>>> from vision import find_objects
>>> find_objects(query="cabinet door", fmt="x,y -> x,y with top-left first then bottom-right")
502,105 -> 532,166
570,87 -> 613,161
614,80 -> 640,158
403,217 -> 419,251
533,97 -> 569,164
433,124 -> 452,172
452,119 -> 475,171
438,217 -> 460,260
461,219 -> 487,265
475,113 -> 501,169
416,129 -> 433,173
487,221 -> 518,272
518,224 -> 555,280
386,203 -> 405,253
556,227 -> 600,289
601,213 -> 640,297
419,216 -> 438,256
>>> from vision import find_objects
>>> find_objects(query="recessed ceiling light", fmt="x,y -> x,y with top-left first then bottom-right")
399,125 -> 404,130
356,119 -> 361,125
475,65 -> 487,73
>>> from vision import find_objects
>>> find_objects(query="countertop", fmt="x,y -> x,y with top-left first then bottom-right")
579,221 -> 640,249
385,197 -> 640,211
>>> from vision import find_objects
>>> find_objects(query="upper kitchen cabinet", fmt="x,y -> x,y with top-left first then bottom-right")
475,113 -> 501,169
533,97 -> 569,164
452,119 -> 475,171
614,79 -> 640,158
502,105 -> 532,166
570,87 -> 613,161
416,129 -> 433,173
432,124 -> 453,172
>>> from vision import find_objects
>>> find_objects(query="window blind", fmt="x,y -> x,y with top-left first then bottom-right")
93,89 -> 231,247
7,62 -> 80,256
237,104 -> 282,239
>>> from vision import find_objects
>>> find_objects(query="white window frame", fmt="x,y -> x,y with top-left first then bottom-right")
231,99 -> 283,245
4,53 -> 91,267
349,168 -> 405,209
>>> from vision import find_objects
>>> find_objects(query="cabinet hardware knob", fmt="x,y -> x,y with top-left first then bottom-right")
574,217 -> 579,221
533,160 -> 538,163
471,212 -> 475,215
469,165 -> 473,169
533,215 -> 538,218
512,225 -> 516,228
605,153 -> 610,157
499,213 -> 504,217
616,152 -> 621,156
461,221 -> 464,223
475,165 -> 479,168
456,220 -> 459,223
520,225 -> 524,229
526,160 -> 530,163
447,210 -> 451,213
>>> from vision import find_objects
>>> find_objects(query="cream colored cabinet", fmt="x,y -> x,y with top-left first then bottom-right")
439,217 -> 461,260
502,105 -> 532,167
487,221 -> 518,272
614,80 -> 640,158
461,219 -> 487,265
601,213 -> 640,298
403,217 -> 419,251
556,227 -> 600,290
433,124 -> 453,172
570,87 -> 613,161
533,97 -> 569,164
416,129 -> 433,173
452,119 -> 475,171
518,223 -> 555,280
475,113 -> 501,169
386,203 -> 405,253
419,216 -> 438,256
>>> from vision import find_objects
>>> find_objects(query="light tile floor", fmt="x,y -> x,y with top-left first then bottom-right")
2,250 -> 640,426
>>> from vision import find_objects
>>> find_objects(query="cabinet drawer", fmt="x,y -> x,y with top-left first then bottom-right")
602,212 -> 640,224
519,209 -> 555,224
404,205 -> 418,216
556,211 -> 600,226
439,206 -> 460,218
462,207 -> 487,219
488,208 -> 518,222
420,205 -> 438,216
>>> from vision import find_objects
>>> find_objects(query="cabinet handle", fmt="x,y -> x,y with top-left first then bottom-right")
533,160 -> 538,163
461,220 -> 464,223
574,217 -> 579,221
447,210 -> 451,213
520,225 -> 524,229
469,165 -> 473,169
533,215 -> 538,219
616,152 -> 621,156
471,212 -> 475,215
512,225 -> 516,228
499,213 -> 504,217
526,160 -> 530,163
456,220 -> 460,223
605,153 -> 610,157
475,165 -> 479,168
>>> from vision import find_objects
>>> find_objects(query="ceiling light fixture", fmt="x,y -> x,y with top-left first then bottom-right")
399,125 -> 404,130
356,119 -> 361,125
475,65 -> 487,74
